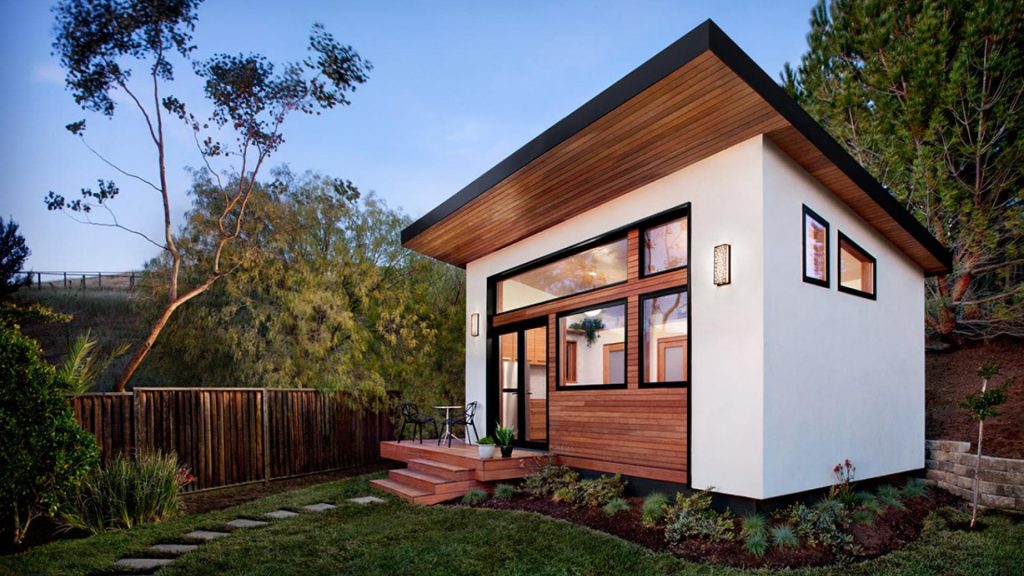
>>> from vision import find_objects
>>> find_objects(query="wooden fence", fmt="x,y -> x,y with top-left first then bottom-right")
71,388 -> 395,492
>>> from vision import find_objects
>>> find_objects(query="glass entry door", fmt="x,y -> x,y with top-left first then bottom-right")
496,323 -> 548,447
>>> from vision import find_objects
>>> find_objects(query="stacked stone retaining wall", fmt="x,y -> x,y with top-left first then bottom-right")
925,439 -> 1024,513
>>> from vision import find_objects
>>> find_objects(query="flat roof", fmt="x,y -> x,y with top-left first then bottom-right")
401,20 -> 951,276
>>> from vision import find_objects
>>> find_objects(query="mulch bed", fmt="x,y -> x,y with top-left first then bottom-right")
476,485 -> 959,569
926,337 -> 1024,458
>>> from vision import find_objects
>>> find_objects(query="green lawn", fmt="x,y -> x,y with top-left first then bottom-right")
2,472 -> 1021,576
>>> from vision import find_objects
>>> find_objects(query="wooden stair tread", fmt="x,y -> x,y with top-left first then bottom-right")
390,468 -> 449,485
370,478 -> 428,499
407,458 -> 473,473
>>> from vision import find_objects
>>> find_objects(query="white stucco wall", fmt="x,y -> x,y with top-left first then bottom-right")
760,140 -> 925,498
465,135 -> 768,498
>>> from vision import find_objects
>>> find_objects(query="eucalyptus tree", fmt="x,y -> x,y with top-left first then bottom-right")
45,0 -> 371,389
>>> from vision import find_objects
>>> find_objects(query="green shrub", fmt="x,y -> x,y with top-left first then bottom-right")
741,515 -> 768,558
0,323 -> 99,544
523,465 -> 579,498
60,452 -> 192,533
855,491 -> 882,515
461,489 -> 488,506
641,492 -> 669,527
901,478 -> 927,499
664,489 -> 734,544
877,484 -> 906,509
602,497 -> 631,517
553,474 -> 625,509
783,498 -> 854,554
770,524 -> 799,548
493,483 -> 518,501
851,509 -> 875,525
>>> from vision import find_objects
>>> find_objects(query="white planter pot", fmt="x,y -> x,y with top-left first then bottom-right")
478,444 -> 497,459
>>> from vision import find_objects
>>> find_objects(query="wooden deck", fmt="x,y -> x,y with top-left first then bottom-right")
371,440 -> 554,504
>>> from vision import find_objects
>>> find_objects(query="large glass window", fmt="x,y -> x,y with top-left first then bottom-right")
497,238 -> 628,312
839,233 -> 876,299
559,302 -> 626,387
642,290 -> 688,385
642,216 -> 688,276
803,205 -> 829,286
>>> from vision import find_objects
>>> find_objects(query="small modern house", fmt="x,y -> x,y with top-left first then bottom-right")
380,20 -> 951,506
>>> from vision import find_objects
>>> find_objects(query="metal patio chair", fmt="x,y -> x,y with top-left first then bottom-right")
397,401 -> 437,444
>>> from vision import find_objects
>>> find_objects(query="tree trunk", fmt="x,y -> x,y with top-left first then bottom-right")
114,276 -> 219,391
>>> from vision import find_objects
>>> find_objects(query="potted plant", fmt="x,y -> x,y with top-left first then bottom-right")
494,423 -> 515,458
476,436 -> 497,459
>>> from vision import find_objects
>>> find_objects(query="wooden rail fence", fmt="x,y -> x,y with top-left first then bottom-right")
71,388 -> 395,492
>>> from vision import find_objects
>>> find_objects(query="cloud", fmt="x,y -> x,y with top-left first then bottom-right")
32,62 -> 64,85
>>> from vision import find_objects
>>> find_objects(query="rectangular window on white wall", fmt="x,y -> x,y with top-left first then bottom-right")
802,205 -> 829,287
558,301 -> 627,389
838,232 -> 876,299
641,289 -> 689,387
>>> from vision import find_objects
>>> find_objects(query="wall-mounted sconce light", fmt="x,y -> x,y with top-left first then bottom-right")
713,244 -> 731,286
470,312 -> 480,337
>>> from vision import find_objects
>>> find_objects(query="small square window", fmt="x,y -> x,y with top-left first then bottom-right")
558,302 -> 627,388
642,215 -> 688,276
640,290 -> 688,387
802,206 -> 829,287
838,232 -> 876,299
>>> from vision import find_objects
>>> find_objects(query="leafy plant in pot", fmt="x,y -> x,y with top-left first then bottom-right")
494,423 -> 515,458
476,436 -> 497,459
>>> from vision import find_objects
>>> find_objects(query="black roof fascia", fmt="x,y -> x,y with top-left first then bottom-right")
402,19 -> 951,274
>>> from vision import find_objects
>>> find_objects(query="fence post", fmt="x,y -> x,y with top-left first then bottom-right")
261,389 -> 271,486
132,389 -> 140,460
130,272 -> 135,290
98,272 -> 102,288
37,272 -> 41,290
81,275 -> 86,290
63,272 -> 67,289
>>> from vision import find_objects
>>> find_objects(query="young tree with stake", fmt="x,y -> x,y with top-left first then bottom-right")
960,361 -> 1010,528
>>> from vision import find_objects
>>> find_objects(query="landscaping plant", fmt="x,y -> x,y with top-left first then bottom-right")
602,497 -> 631,517
461,489 -> 488,506
876,485 -> 906,510
900,478 -> 927,499
740,515 -> 768,558
641,492 -> 669,527
552,474 -> 626,509
664,488 -> 734,545
523,465 -> 580,499
0,322 -> 98,544
60,452 -> 194,534
493,483 -> 518,501
960,361 -> 1011,528
828,459 -> 857,507
783,498 -> 854,556
770,524 -> 799,549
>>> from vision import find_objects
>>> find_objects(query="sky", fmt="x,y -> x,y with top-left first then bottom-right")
0,0 -> 816,272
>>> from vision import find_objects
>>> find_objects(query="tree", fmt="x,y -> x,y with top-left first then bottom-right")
0,217 -> 30,296
138,170 -> 465,407
46,0 -> 371,390
783,0 -> 1024,343
960,361 -> 1010,528
0,319 -> 98,544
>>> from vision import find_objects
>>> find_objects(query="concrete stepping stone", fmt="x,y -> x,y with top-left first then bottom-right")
302,502 -> 336,512
115,557 -> 175,570
348,496 -> 385,505
227,518 -> 269,528
183,529 -> 231,541
151,543 -> 199,554
264,509 -> 300,519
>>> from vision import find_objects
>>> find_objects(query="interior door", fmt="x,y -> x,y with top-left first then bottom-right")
495,322 -> 548,447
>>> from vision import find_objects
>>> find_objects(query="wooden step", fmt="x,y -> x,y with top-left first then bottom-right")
389,469 -> 484,495
407,458 -> 474,481
369,478 -> 466,505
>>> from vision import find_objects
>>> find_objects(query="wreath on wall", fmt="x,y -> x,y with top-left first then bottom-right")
568,317 -> 605,347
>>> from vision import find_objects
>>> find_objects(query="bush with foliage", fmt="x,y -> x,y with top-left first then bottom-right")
461,488 -> 488,506
602,497 -> 631,517
523,465 -> 579,499
741,514 -> 768,558
876,484 -> 906,509
0,322 -> 99,544
770,524 -> 799,549
901,478 -> 927,499
641,492 -> 669,527
60,452 -> 194,533
664,489 -> 734,545
553,474 -> 626,509
493,483 -> 518,501
782,497 -> 854,555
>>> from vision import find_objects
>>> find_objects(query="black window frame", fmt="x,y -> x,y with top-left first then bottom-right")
638,286 -> 691,389
802,205 -> 830,288
639,207 -> 690,279
554,298 -> 629,391
837,231 -> 877,300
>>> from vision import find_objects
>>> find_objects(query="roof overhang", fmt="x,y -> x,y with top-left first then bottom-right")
401,20 -> 952,276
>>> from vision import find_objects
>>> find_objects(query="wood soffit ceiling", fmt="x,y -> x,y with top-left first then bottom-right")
401,20 -> 952,276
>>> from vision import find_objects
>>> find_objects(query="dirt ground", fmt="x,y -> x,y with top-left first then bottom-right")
926,338 -> 1024,459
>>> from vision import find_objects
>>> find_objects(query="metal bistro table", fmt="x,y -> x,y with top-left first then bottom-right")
434,405 -> 463,445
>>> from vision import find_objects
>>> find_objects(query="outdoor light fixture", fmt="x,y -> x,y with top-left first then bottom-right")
714,244 -> 731,286
470,313 -> 480,337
